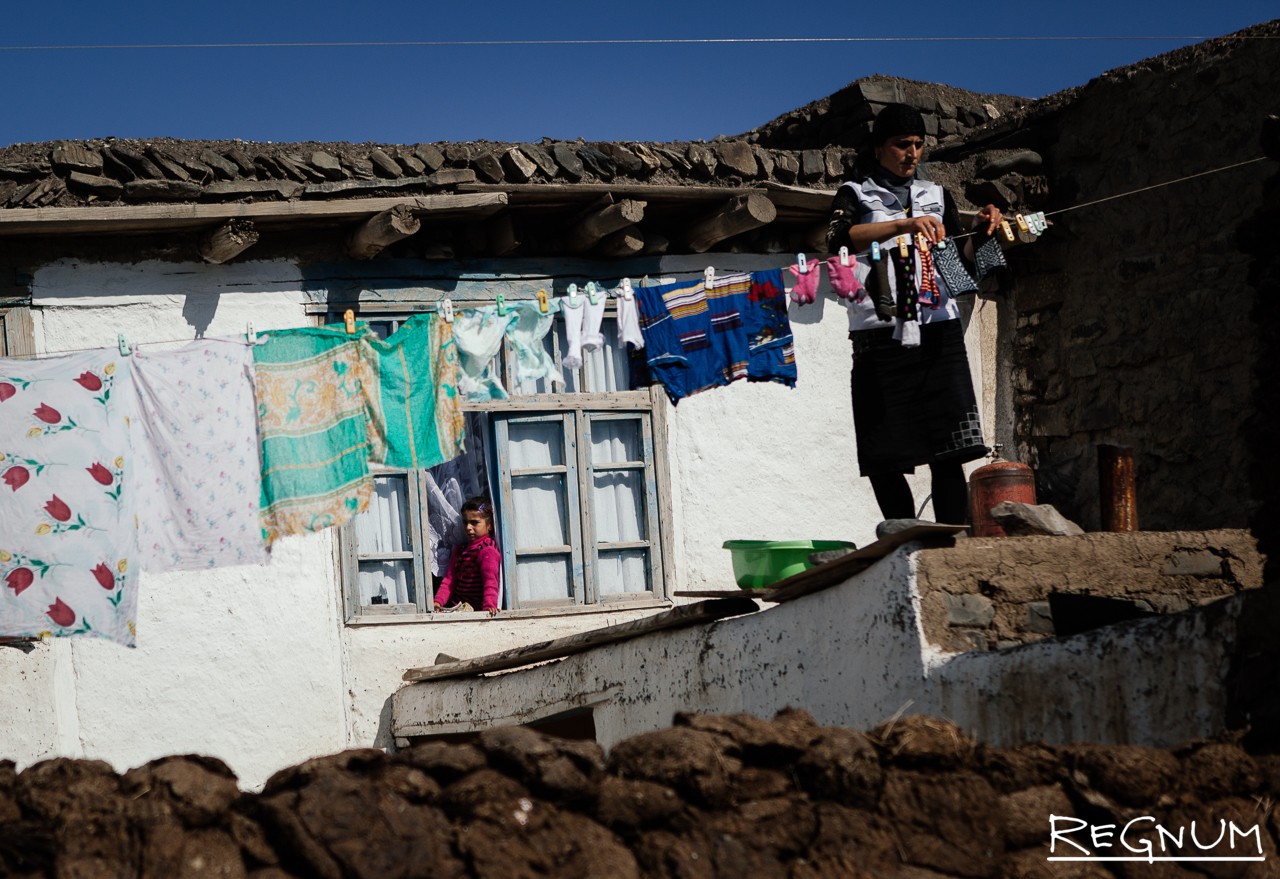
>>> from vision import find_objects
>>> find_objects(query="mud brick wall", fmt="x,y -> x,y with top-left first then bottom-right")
1005,24 -> 1280,532
915,530 -> 1264,652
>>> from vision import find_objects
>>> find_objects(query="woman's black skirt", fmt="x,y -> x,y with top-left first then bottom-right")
850,319 -> 988,476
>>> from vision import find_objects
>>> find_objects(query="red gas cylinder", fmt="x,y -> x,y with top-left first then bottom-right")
969,448 -> 1036,537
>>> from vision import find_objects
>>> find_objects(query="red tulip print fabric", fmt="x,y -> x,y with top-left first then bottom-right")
0,352 -> 138,646
128,341 -> 267,571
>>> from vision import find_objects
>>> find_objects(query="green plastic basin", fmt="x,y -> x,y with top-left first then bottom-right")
722,539 -> 858,590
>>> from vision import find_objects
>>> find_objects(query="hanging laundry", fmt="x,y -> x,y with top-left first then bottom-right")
614,286 -> 645,350
505,299 -> 562,387
634,278 -> 726,405
787,262 -> 819,305
743,269 -> 798,388
972,232 -> 1009,282
579,283 -> 608,354
130,341 -> 268,572
705,272 -> 752,383
452,305 -> 519,401
825,254 -> 865,301
560,289 -> 587,369
353,313 -> 466,470
932,240 -> 980,296
0,351 -> 139,646
253,327 -> 384,544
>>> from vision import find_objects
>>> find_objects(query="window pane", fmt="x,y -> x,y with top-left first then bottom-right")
508,421 -> 564,468
353,475 -> 410,553
590,419 -> 642,465
596,549 -> 649,595
582,321 -> 631,393
592,471 -> 645,542
511,474 -> 568,547
515,555 -> 572,603
357,560 -> 414,605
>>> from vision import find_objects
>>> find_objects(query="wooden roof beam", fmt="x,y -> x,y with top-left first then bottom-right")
685,193 -> 777,253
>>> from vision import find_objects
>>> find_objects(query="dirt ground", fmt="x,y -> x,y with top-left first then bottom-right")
3,711 -> 1277,879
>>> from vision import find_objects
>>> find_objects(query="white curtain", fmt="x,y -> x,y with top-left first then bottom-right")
596,550 -> 648,595
354,476 -> 412,604
507,417 -> 572,602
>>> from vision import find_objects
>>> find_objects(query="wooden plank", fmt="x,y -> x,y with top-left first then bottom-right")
1,306 -> 35,357
685,193 -> 777,253
759,180 -> 838,213
649,385 -> 676,600
347,204 -> 421,259
402,597 -> 759,682
457,182 -> 766,204
761,524 -> 968,604
0,192 -> 508,236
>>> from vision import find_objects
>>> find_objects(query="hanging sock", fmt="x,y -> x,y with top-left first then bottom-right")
932,239 -> 979,295
825,254 -> 864,301
915,235 -> 942,308
891,245 -> 922,349
130,340 -> 268,572
0,350 -> 140,646
560,294 -> 587,369
580,283 -> 608,353
973,231 -> 1010,282
787,263 -> 819,305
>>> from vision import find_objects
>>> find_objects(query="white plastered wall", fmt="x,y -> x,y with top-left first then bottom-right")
0,256 -> 1000,789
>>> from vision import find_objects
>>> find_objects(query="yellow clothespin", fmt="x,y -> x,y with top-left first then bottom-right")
1015,214 -> 1029,233
1000,219 -> 1015,243
343,309 -> 356,334
838,246 -> 850,266
915,233 -> 930,254
537,289 -> 549,313
898,236 -> 909,259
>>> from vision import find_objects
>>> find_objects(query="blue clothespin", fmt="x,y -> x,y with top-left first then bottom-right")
117,333 -> 129,356
870,241 -> 881,261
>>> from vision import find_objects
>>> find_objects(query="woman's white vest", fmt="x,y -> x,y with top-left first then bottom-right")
841,176 -> 960,332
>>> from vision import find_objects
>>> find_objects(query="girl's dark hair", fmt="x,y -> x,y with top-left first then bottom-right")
461,496 -> 494,524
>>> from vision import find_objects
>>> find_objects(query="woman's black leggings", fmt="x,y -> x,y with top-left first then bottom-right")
868,461 -> 969,524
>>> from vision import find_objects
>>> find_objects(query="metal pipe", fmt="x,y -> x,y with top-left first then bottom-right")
1098,444 -> 1139,532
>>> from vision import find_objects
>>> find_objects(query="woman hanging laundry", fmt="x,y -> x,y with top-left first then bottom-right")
826,103 -> 1003,525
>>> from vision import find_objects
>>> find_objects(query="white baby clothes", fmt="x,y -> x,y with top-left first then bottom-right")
615,289 -> 645,350
129,341 -> 268,572
0,351 -> 139,646
560,295 -> 587,369
452,306 -> 518,401
580,283 -> 608,353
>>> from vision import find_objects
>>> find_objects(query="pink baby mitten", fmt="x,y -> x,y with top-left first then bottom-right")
825,255 -> 864,301
787,263 -> 819,305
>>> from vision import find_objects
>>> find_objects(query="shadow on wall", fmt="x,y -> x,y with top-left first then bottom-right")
181,292 -> 220,338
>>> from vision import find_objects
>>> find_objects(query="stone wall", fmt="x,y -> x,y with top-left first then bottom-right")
1000,22 -> 1280,532
915,530 -> 1264,652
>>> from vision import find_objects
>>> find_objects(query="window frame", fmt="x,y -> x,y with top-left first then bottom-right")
317,298 -> 675,624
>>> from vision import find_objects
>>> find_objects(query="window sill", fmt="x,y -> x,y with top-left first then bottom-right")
345,598 -> 672,627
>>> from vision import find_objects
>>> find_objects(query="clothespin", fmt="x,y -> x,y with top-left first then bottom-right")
566,283 -> 580,307
898,236 -> 909,259
935,238 -> 948,250
537,289 -> 549,313
343,309 -> 356,334
117,333 -> 129,356
1000,219 -> 1015,243
1015,214 -> 1029,234
870,241 -> 881,261
585,282 -> 600,306
796,253 -> 809,274
838,246 -> 850,267
915,233 -> 930,254
495,293 -> 508,316
620,278 -> 634,300
439,298 -> 455,323
704,267 -> 715,287
1032,212 -> 1048,234
245,322 -> 256,345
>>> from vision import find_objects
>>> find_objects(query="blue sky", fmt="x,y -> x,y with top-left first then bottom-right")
2,2 -> 1275,146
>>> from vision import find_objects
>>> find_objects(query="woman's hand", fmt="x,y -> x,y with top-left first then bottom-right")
902,215 -> 945,244
974,204 -> 1004,236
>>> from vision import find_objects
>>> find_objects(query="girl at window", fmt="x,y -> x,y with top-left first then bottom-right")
433,497 -> 502,615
